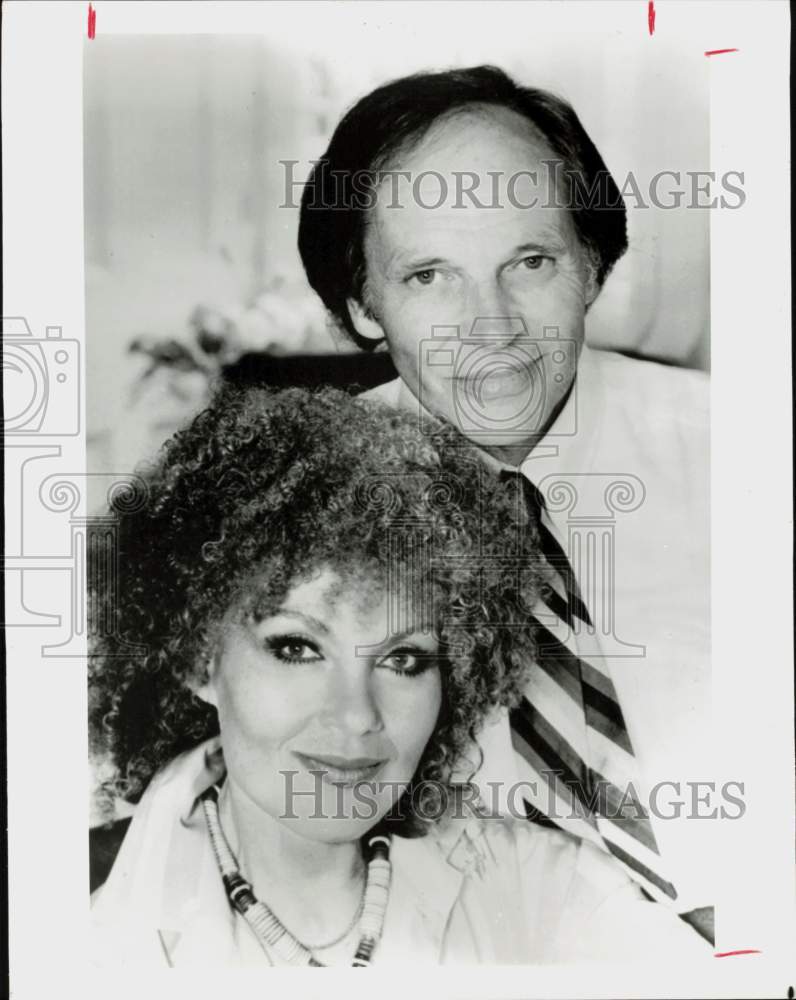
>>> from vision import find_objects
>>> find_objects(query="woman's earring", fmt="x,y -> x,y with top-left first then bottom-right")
192,658 -> 218,707
194,681 -> 217,707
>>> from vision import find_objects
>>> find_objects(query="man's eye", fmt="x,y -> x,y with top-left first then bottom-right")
520,255 -> 546,270
265,635 -> 323,664
410,269 -> 437,286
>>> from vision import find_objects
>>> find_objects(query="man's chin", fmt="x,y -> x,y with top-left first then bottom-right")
445,415 -> 545,452
414,387 -> 545,454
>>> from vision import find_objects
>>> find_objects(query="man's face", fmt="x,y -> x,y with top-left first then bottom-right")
349,106 -> 598,462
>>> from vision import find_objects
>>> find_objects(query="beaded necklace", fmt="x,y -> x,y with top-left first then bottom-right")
201,785 -> 392,967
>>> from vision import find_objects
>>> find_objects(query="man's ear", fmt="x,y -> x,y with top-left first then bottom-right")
347,297 -> 386,344
583,262 -> 601,310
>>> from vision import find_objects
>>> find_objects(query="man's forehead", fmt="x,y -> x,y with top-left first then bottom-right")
367,187 -> 576,268
365,110 -> 572,241
393,102 -> 555,173
383,220 -> 569,265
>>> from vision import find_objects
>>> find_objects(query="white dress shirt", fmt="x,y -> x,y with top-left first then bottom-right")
363,345 -> 711,912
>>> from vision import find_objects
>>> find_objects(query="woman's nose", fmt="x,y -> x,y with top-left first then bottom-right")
322,665 -> 383,737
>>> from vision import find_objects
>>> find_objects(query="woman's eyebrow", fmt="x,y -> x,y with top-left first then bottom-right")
274,608 -> 330,635
372,626 -> 437,649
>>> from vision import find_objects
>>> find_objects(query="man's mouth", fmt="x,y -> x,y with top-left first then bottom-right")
460,364 -> 536,404
293,751 -> 387,785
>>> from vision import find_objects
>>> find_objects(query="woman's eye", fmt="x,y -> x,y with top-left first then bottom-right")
265,635 -> 323,664
378,648 -> 434,676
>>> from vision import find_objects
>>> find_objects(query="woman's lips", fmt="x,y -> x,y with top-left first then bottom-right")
293,751 -> 387,785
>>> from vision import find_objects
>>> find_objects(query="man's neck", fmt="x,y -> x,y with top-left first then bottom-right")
479,439 -> 537,469
476,376 -> 577,470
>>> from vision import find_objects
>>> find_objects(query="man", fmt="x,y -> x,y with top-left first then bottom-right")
298,66 -> 711,936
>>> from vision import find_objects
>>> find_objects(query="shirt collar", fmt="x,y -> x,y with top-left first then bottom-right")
520,342 -> 605,485
382,828 -> 465,961
159,739 -> 234,964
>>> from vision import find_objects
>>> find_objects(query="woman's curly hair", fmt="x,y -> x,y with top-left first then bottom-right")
89,384 -> 545,835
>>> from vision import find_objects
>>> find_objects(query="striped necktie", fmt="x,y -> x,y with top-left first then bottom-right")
502,470 -> 678,904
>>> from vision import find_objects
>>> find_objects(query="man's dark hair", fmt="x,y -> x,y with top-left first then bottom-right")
298,64 -> 628,349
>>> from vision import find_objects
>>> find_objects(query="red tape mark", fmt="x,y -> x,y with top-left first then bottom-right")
648,1 -> 656,36
88,3 -> 96,39
714,949 -> 761,958
705,48 -> 739,56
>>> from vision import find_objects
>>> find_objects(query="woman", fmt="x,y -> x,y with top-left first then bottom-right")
89,385 -> 707,967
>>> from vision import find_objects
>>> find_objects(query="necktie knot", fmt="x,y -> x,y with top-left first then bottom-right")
499,468 -> 547,525
500,468 -> 584,616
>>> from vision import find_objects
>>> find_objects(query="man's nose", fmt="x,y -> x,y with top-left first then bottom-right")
465,281 -> 527,345
322,664 -> 383,737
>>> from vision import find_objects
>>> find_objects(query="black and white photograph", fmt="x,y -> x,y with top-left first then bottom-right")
3,2 -> 794,997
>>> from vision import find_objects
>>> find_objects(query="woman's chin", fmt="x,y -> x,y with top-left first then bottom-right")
272,777 -> 402,842
275,812 -> 388,845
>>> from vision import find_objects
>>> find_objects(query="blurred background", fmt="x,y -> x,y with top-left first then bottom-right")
84,19 -> 709,483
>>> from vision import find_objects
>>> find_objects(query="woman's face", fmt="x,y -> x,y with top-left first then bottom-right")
205,565 -> 442,842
